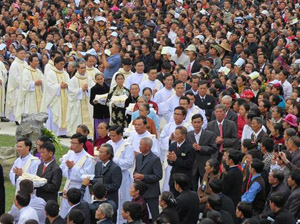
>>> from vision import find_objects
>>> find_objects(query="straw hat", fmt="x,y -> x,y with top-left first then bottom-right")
218,42 -> 231,52
67,24 -> 77,33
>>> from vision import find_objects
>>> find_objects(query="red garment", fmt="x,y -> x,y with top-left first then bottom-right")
94,135 -> 110,149
132,196 -> 150,224
84,140 -> 94,156
273,136 -> 285,145
237,115 -> 246,139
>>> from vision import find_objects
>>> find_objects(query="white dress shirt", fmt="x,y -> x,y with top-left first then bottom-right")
18,206 -> 39,224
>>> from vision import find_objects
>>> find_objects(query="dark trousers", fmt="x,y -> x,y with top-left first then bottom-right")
193,168 -> 203,191
145,197 -> 159,221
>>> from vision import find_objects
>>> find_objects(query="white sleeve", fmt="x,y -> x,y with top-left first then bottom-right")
68,157 -> 95,181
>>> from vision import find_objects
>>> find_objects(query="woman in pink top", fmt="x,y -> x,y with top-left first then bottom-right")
238,103 -> 250,139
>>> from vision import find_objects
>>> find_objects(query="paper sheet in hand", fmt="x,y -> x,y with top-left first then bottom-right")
81,174 -> 95,180
218,67 -> 230,75
95,93 -> 108,101
161,47 -> 176,56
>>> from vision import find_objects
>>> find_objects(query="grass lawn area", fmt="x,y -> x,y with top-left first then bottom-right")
2,135 -> 69,212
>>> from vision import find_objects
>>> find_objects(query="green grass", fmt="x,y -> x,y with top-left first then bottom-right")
2,135 -> 68,212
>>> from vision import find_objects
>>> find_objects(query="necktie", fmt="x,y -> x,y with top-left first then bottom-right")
42,164 -> 47,174
187,63 -> 191,77
219,123 -> 223,152
177,146 -> 180,151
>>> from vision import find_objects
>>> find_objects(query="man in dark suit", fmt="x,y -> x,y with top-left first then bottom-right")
134,137 -> 162,221
36,142 -> 62,202
211,95 -> 237,123
157,61 -> 172,84
285,169 -> 300,219
92,143 -> 122,208
168,126 -> 195,196
186,47 -> 201,75
141,43 -> 156,72
187,114 -> 217,191
222,150 -> 243,207
207,104 -> 238,156
65,188 -> 90,224
185,75 -> 200,96
195,80 -> 216,120
45,200 -> 66,224
173,173 -> 199,224
251,117 -> 268,146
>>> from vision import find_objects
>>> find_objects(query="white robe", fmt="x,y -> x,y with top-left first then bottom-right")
9,153 -> 40,186
44,60 -> 54,80
86,66 -> 100,81
107,139 -> 134,224
66,73 -> 95,137
15,66 -> 43,123
153,87 -> 174,105
169,104 -> 208,129
0,61 -> 7,116
40,68 -> 70,136
18,206 -> 39,224
125,72 -> 148,89
127,130 -> 160,158
159,94 -> 180,123
5,57 -> 27,121
59,149 -> 95,218
139,78 -> 163,95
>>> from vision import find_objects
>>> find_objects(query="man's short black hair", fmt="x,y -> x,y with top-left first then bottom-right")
16,191 -> 31,207
123,201 -> 142,221
45,200 -> 60,217
68,209 -> 85,224
270,193 -> 287,208
17,137 -> 32,151
173,173 -> 189,191
191,113 -> 203,121
19,179 -> 34,194
108,125 -> 123,135
228,150 -> 242,165
208,194 -> 222,211
262,137 -> 274,153
237,201 -> 252,218
40,142 -> 56,154
67,188 -> 82,205
290,169 -> 300,186
209,179 -> 223,194
71,133 -> 87,144
93,182 -> 107,199
251,158 -> 264,173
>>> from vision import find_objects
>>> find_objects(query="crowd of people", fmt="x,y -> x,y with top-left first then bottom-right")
0,0 -> 300,223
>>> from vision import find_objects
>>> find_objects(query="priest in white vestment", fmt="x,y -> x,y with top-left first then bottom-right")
44,51 -> 62,80
159,80 -> 185,122
127,116 -> 160,158
159,106 -> 192,191
15,54 -> 43,123
0,60 -> 7,118
67,61 -> 95,138
41,57 -> 70,136
6,47 -> 27,121
110,58 -> 133,91
106,125 -> 134,224
125,60 -> 148,89
59,133 -> 95,218
9,138 -> 40,186
85,54 -> 101,81
169,94 -> 207,129
153,74 -> 175,105
139,66 -> 163,96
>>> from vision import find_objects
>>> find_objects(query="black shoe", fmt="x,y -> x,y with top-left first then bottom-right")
59,135 -> 69,138
1,117 -> 9,122
15,121 -> 19,125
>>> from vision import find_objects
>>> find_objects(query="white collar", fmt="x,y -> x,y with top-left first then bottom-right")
21,153 -> 31,160
217,119 -> 224,126
102,160 -> 111,167
177,140 -> 185,147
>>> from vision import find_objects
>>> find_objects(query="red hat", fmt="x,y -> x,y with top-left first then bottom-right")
272,83 -> 282,88
283,114 -> 298,127
240,89 -> 255,99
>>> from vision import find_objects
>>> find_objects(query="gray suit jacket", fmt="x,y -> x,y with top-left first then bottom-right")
211,109 -> 238,124
285,186 -> 300,219
206,119 -> 238,150
134,152 -> 162,199
186,130 -> 217,177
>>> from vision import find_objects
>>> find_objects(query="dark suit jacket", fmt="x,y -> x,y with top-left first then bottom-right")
191,59 -> 201,74
158,207 -> 180,224
285,186 -> 300,219
46,215 -> 66,224
168,141 -> 195,187
67,201 -> 90,224
36,161 -> 62,202
134,152 -> 162,199
251,129 -> 268,146
141,53 -> 156,72
187,130 -> 217,177
206,119 -> 238,150
184,83 -> 191,91
273,208 -> 296,224
222,166 -> 243,207
194,94 -> 216,118
89,199 -> 116,224
220,193 -> 237,224
176,190 -> 199,224
93,161 -> 122,207
211,109 -> 238,124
